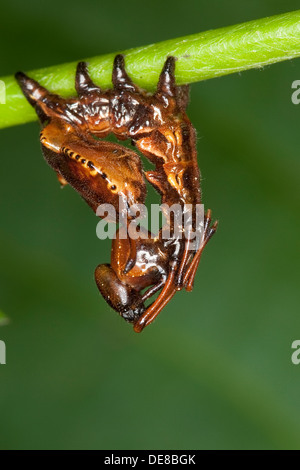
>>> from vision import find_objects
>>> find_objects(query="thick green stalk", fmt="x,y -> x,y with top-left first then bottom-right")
1,9 -> 300,129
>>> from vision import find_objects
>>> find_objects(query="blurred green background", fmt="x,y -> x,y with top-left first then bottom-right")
0,0 -> 300,450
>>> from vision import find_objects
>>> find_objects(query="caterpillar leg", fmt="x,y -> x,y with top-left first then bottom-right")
183,210 -> 218,291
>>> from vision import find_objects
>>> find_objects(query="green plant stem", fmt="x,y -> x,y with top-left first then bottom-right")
1,9 -> 300,129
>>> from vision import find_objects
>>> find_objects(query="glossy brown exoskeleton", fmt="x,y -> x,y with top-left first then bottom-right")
16,55 -> 218,332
